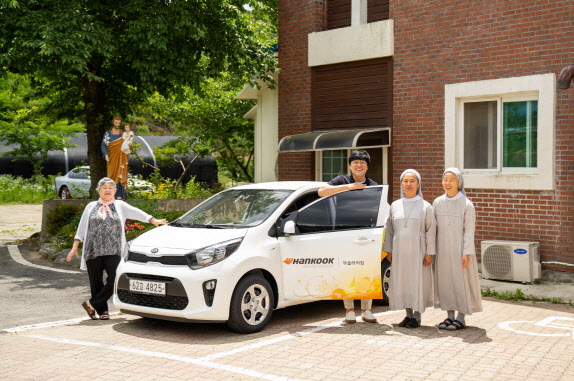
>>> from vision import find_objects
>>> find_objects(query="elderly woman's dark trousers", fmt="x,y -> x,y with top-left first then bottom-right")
86,255 -> 121,315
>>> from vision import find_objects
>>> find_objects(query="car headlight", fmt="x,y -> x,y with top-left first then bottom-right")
185,238 -> 243,270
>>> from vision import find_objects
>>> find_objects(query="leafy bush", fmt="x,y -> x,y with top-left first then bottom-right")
138,175 -> 215,200
184,176 -> 213,199
0,174 -> 56,204
46,204 -> 84,235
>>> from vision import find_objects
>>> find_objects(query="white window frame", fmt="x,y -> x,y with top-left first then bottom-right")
445,74 -> 555,190
315,149 -> 351,181
315,148 -> 389,184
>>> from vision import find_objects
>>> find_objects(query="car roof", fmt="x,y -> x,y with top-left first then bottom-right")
232,181 -> 325,191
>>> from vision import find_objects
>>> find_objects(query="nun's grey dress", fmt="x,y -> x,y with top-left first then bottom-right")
432,194 -> 483,315
383,198 -> 436,313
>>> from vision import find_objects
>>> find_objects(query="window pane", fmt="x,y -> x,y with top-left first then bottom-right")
297,198 -> 334,233
332,188 -> 381,230
297,187 -> 381,234
322,149 -> 347,181
464,102 -> 497,169
503,101 -> 537,168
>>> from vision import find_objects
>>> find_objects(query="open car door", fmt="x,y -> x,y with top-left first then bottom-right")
277,185 -> 389,301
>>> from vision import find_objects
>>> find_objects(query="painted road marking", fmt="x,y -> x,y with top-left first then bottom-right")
197,309 -> 399,361
2,313 -> 121,333
499,316 -> 574,339
7,245 -> 81,274
29,334 -> 299,381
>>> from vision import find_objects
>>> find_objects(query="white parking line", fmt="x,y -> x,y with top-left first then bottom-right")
29,334 -> 300,381
2,313 -> 121,333
7,245 -> 81,274
198,309 -> 399,361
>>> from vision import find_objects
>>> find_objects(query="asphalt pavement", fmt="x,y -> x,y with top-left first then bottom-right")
0,244 -> 116,330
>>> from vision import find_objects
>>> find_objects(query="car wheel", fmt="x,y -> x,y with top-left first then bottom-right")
59,186 -> 71,199
381,259 -> 391,306
227,275 -> 274,334
373,259 -> 391,306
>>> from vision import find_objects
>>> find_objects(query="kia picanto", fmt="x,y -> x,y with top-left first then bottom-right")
114,181 -> 391,333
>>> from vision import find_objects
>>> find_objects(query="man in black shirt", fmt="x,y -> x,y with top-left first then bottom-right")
318,149 -> 378,324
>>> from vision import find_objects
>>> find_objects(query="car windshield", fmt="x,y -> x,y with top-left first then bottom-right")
174,189 -> 293,228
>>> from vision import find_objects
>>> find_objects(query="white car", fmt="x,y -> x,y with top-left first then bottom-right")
54,166 -> 153,199
114,181 -> 391,333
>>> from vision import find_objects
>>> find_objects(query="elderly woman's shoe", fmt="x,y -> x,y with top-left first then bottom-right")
82,301 -> 97,320
438,318 -> 454,330
99,311 -> 110,320
398,317 -> 411,327
446,320 -> 465,330
406,318 -> 421,329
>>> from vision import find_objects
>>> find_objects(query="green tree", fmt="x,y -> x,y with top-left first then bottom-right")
0,73 -> 83,175
149,75 -> 256,183
0,0 -> 276,191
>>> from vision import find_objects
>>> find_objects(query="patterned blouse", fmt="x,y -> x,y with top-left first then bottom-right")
84,203 -> 123,261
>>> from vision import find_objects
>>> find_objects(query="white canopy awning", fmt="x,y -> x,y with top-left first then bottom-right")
278,128 -> 390,152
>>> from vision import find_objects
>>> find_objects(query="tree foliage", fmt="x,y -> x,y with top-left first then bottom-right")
0,0 -> 276,190
0,73 -> 83,175
148,75 -> 256,183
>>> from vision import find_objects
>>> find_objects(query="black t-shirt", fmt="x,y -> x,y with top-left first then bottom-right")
327,174 -> 377,186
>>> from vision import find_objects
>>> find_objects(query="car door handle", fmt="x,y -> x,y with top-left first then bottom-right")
353,238 -> 375,244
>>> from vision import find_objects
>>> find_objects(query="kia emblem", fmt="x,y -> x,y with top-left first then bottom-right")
151,248 -> 159,254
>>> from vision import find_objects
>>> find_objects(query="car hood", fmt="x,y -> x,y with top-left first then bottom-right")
129,225 -> 248,255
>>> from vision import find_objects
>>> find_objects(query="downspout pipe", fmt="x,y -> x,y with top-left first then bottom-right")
557,64 -> 574,89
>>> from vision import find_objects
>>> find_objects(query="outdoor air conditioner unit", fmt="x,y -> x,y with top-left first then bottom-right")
481,240 -> 541,283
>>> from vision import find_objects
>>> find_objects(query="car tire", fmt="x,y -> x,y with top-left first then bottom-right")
59,186 -> 71,199
227,275 -> 274,334
373,259 -> 391,306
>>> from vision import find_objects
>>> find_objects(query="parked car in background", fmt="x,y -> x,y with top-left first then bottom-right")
114,181 -> 392,334
54,166 -> 153,199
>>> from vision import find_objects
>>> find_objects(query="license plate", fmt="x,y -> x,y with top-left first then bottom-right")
129,279 -> 166,296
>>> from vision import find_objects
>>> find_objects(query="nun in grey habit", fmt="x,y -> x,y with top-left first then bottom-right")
433,168 -> 483,330
382,169 -> 436,328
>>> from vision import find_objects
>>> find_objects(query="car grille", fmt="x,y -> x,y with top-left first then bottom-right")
128,252 -> 188,266
125,273 -> 175,282
117,289 -> 189,310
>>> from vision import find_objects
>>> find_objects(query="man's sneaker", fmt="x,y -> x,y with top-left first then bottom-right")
362,310 -> 377,323
345,311 -> 356,324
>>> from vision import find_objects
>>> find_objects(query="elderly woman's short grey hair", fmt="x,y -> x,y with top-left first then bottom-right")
96,177 -> 116,191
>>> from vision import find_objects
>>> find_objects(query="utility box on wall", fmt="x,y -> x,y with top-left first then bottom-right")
481,241 -> 541,283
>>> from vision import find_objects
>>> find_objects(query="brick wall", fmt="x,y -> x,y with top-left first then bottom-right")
277,0 -> 326,181
390,0 -> 574,269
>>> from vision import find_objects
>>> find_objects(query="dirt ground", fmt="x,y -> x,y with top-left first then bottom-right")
0,204 -> 42,245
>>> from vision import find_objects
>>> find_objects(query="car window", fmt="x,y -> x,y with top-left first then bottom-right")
68,169 -> 82,179
177,189 -> 293,228
79,168 -> 90,179
296,187 -> 382,234
280,191 -> 322,219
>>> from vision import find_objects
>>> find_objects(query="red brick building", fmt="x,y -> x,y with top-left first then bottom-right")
272,0 -> 574,272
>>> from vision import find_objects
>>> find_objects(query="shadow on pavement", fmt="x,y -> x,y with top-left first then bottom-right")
110,300 -> 370,345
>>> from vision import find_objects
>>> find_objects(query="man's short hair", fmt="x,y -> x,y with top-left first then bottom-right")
348,149 -> 370,166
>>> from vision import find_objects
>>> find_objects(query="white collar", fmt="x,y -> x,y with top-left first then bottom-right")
402,195 -> 422,203
446,192 -> 464,200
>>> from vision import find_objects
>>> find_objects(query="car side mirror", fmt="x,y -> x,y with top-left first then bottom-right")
283,220 -> 296,236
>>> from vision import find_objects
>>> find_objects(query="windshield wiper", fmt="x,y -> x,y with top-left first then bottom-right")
169,221 -> 188,227
190,224 -> 227,229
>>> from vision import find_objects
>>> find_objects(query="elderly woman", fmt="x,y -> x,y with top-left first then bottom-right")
67,177 -> 168,320
382,169 -> 436,328
433,168 -> 482,330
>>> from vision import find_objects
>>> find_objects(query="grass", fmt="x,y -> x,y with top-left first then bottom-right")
0,174 -> 56,204
482,287 -> 573,306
